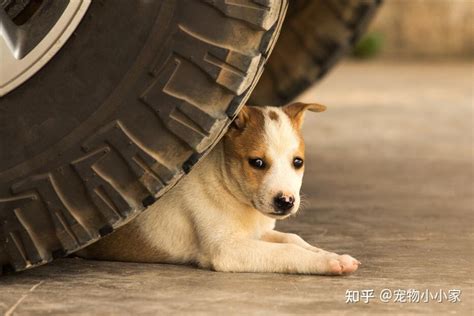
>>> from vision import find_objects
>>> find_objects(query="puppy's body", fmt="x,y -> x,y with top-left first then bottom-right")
82,104 -> 360,274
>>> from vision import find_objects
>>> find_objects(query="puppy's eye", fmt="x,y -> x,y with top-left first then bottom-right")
249,158 -> 266,169
293,157 -> 304,169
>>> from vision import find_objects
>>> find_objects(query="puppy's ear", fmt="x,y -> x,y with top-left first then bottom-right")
283,102 -> 326,128
231,105 -> 250,130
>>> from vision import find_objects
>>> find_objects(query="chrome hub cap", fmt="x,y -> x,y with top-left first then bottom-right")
0,0 -> 91,96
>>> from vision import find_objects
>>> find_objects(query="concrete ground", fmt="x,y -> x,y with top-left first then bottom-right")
0,61 -> 472,315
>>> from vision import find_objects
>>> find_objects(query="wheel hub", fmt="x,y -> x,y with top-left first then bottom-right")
0,0 -> 91,96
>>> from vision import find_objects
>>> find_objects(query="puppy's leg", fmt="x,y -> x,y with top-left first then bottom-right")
209,239 -> 358,275
261,230 -> 360,273
261,230 -> 327,253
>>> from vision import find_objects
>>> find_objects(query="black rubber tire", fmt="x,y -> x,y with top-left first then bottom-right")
0,0 -> 288,273
249,0 -> 382,105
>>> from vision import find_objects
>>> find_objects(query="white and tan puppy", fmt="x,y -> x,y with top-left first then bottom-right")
81,103 -> 360,275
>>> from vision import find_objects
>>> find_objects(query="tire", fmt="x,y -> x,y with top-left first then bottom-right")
249,0 -> 382,105
0,0 -> 288,273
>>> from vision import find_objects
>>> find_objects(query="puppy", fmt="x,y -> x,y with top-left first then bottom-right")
80,103 -> 360,275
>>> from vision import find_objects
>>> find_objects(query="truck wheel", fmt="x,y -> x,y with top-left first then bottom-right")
0,0 -> 288,273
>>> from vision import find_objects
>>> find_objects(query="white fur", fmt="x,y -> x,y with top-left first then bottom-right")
255,107 -> 303,216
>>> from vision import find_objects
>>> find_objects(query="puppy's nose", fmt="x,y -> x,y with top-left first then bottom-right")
273,194 -> 295,213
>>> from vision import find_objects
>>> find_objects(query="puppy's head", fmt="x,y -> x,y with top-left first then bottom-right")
223,102 -> 326,219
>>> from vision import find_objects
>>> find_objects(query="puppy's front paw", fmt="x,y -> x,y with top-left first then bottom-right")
327,254 -> 361,275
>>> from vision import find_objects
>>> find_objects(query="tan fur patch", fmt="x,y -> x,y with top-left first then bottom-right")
282,107 -> 303,131
268,110 -> 279,122
79,223 -> 171,262
224,106 -> 270,198
283,102 -> 326,130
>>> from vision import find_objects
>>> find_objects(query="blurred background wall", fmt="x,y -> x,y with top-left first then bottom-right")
353,0 -> 474,59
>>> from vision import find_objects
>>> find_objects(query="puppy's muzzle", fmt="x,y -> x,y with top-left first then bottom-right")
273,194 -> 295,215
